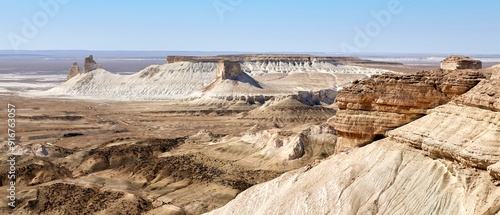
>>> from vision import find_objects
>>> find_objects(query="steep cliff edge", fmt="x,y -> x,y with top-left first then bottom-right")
388,68 -> 500,174
332,69 -> 485,150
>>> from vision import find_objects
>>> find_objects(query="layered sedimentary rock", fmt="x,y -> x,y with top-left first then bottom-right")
50,55 -> 393,101
388,104 -> 500,169
488,162 -> 500,180
453,79 -> 500,111
440,55 -> 482,70
206,140 -> 500,215
167,54 -> 402,65
84,55 -> 101,73
67,62 -> 81,80
332,70 -> 485,149
243,97 -> 337,123
216,60 -> 242,80
207,68 -> 500,215
294,89 -> 337,105
388,74 -> 500,173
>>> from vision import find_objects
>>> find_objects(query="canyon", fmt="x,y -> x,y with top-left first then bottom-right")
2,55 -> 499,215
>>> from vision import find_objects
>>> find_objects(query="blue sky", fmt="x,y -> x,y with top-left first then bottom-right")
1,0 -> 499,54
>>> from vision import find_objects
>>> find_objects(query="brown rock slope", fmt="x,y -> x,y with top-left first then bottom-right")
332,70 -> 485,150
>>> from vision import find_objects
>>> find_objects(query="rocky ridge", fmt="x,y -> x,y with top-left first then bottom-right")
46,54 -> 394,101
207,62 -> 500,215
332,69 -> 485,150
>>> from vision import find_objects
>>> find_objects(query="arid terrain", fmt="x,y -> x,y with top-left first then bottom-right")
0,55 -> 499,215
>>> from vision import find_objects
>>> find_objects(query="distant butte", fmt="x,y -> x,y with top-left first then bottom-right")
440,55 -> 482,70
166,54 -> 403,66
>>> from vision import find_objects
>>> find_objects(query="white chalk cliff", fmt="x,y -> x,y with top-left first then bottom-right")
41,55 -> 394,101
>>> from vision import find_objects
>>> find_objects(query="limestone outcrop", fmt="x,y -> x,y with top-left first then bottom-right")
387,73 -> 500,176
440,55 -> 482,70
453,79 -> 500,111
216,60 -> 242,80
488,162 -> 500,180
67,62 -> 81,80
206,140 -> 500,215
294,89 -> 337,105
50,54 -> 394,101
332,70 -> 485,149
84,55 -> 101,73
166,54 -> 402,65
388,104 -> 500,169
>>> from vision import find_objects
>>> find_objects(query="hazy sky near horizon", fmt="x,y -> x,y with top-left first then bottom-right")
1,0 -> 499,54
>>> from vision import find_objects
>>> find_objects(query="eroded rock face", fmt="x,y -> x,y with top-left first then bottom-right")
488,162 -> 500,180
67,62 -> 81,80
332,70 -> 485,150
84,55 -> 101,73
454,79 -> 500,112
206,140 -> 500,215
441,55 -> 482,70
294,89 -> 337,105
216,60 -> 242,80
387,74 -> 500,178
388,104 -> 500,169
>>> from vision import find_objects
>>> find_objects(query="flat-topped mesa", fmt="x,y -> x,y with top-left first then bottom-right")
166,54 -> 402,65
84,55 -> 101,73
440,55 -> 482,70
67,62 -> 81,80
216,60 -> 242,80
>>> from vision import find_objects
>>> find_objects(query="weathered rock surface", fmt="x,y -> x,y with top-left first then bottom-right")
205,124 -> 337,171
294,89 -> 338,105
388,104 -> 500,169
488,162 -> 500,180
167,54 -> 403,66
84,55 -> 101,73
67,62 -> 81,80
388,74 -> 500,172
243,97 -> 337,123
216,60 -> 242,80
46,55 -> 393,101
441,55 -> 482,70
453,79 -> 500,111
332,70 -> 485,149
206,140 -> 500,215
